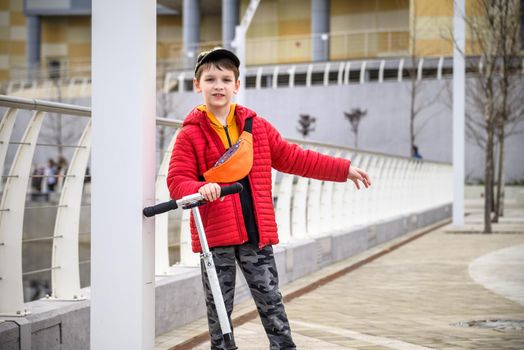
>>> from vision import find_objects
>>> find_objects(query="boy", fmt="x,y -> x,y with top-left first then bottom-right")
167,48 -> 371,350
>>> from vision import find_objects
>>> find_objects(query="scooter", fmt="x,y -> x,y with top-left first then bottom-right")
143,183 -> 243,348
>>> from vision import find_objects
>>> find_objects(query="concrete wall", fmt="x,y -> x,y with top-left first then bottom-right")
0,203 -> 451,349
167,78 -> 524,182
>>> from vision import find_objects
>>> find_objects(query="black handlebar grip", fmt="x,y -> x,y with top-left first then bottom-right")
143,200 -> 178,217
220,183 -> 243,197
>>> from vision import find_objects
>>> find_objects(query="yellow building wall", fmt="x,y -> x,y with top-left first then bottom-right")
40,16 -> 91,78
1,0 -> 512,84
331,0 -> 410,59
243,0 -> 311,65
410,0 -> 492,57
0,0 -> 26,81
157,15 -> 182,68
410,0 -> 453,57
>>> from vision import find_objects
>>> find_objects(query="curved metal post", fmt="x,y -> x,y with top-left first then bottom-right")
0,110 -> 45,316
331,151 -> 348,231
397,159 -> 411,217
319,150 -> 337,235
344,62 -> 351,85
291,175 -> 309,239
345,153 -> 362,229
272,66 -> 279,89
398,58 -> 404,82
306,64 -> 313,87
359,61 -> 367,84
360,154 -> 375,224
417,58 -> 424,81
323,63 -> 330,86
0,108 -> 18,193
154,129 -> 180,274
378,60 -> 385,83
179,208 -> 199,266
437,56 -> 444,80
288,65 -> 296,88
337,62 -> 345,85
363,155 -> 380,222
306,148 -> 322,237
275,173 -> 294,243
51,120 -> 91,300
255,67 -> 263,90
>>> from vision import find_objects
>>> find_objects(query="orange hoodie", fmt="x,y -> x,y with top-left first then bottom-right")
197,104 -> 239,148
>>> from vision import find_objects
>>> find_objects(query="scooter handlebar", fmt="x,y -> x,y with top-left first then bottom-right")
143,199 -> 178,218
219,182 -> 243,198
142,182 -> 243,217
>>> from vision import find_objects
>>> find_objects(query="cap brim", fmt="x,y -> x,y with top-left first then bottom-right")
201,49 -> 240,67
195,48 -> 240,75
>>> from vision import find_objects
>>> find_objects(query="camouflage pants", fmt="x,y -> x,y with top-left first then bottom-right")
200,243 -> 296,350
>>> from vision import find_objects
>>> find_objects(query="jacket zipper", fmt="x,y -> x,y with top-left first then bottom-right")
223,125 -> 233,148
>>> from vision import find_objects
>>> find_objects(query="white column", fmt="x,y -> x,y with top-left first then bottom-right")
234,25 -> 246,105
183,0 -> 200,68
91,1 -> 156,348
453,0 -> 465,227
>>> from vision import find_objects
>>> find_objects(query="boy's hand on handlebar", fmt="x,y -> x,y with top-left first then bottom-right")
199,183 -> 222,202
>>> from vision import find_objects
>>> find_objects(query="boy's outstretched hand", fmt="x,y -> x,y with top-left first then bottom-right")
348,166 -> 371,189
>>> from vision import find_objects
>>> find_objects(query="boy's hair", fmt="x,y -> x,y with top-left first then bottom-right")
195,58 -> 240,81
194,47 -> 240,81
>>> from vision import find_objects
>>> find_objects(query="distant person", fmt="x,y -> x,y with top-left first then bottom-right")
167,48 -> 371,350
31,165 -> 45,201
56,156 -> 69,188
412,145 -> 423,160
44,159 -> 57,193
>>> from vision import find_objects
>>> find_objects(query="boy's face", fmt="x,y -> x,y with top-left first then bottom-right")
194,65 -> 240,110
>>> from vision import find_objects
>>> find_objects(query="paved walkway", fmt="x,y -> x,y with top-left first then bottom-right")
157,192 -> 524,349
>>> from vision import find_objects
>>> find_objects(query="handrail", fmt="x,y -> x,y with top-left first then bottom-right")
0,95 -> 453,316
0,95 -> 91,117
0,95 -> 450,166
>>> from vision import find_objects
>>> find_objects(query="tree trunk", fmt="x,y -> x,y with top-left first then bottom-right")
409,64 -> 416,156
493,128 -> 505,222
483,128 -> 494,233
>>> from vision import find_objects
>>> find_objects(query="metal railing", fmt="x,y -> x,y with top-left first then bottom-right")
5,56 -> 448,100
167,55 -> 453,94
0,95 -> 452,317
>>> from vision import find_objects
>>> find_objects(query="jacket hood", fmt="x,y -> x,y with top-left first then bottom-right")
183,104 -> 257,128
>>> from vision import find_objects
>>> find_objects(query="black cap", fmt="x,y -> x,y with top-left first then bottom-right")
194,47 -> 240,75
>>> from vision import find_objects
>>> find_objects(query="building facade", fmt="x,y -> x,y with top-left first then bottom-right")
2,0 -> 511,84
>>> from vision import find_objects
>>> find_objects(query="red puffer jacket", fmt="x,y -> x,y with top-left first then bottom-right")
167,105 -> 351,252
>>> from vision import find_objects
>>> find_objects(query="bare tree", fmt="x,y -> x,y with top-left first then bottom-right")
491,0 -> 522,222
344,108 -> 367,148
297,114 -> 316,138
457,0 -> 524,232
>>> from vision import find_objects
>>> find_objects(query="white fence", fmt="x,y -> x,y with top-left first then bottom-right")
5,55 -> 452,99
0,95 -> 452,317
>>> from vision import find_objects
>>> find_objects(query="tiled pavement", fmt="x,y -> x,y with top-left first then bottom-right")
156,194 -> 524,349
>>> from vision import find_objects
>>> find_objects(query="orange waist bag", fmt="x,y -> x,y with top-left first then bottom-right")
203,118 -> 253,183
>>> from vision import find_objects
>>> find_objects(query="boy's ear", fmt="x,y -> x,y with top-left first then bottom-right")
234,79 -> 240,94
194,78 -> 201,93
